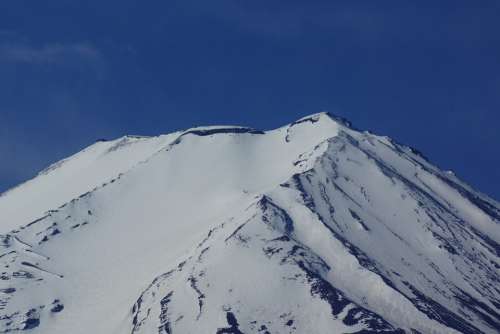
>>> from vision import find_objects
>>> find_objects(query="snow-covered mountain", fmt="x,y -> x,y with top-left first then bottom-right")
0,112 -> 498,334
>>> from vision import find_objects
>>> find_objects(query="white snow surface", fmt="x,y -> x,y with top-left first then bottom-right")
0,112 -> 498,334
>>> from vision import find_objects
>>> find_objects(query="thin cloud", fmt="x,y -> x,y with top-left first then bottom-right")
0,42 -> 102,64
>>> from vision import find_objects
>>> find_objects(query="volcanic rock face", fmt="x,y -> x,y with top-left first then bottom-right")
0,113 -> 498,333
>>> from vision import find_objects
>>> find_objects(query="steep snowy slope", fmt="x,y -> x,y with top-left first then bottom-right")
0,133 -> 181,233
0,113 -> 498,334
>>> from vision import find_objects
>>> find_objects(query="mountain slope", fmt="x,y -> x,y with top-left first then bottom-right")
0,113 -> 498,333
0,133 -> 181,233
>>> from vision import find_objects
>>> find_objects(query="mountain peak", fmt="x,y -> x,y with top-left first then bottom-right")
292,111 -> 353,128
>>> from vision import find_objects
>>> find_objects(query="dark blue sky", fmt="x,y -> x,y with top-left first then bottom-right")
0,1 -> 499,200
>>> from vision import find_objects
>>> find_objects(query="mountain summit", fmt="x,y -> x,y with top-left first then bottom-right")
0,113 -> 498,333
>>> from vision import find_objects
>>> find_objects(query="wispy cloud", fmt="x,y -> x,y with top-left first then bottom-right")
0,40 -> 112,193
0,42 -> 102,64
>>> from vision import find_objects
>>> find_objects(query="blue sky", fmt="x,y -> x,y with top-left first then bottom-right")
0,1 -> 499,200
